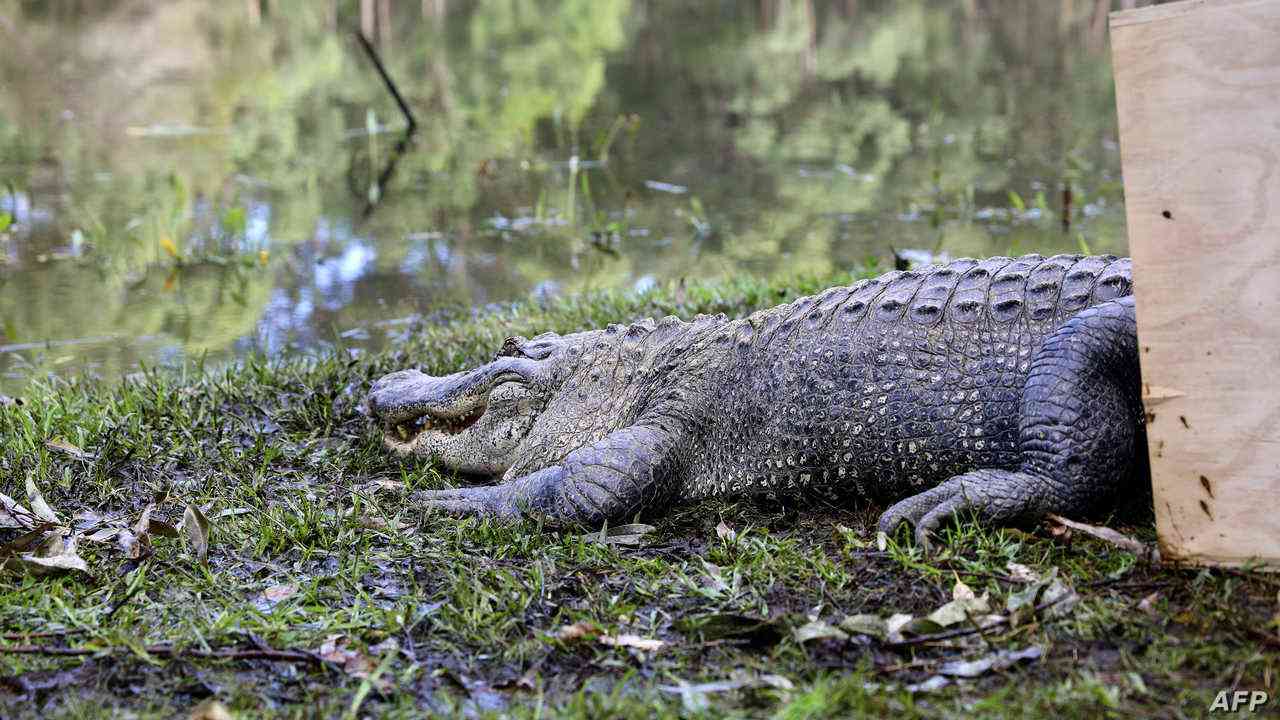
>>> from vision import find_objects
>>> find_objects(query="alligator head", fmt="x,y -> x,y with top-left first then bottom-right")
366,330 -> 607,477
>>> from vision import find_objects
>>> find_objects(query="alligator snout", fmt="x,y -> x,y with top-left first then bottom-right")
367,356 -> 546,450
367,369 -> 436,424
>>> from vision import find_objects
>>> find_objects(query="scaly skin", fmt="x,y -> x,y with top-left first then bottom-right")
367,254 -> 1145,545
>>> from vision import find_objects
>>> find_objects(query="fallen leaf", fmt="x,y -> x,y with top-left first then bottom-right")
582,523 -> 657,547
660,672 -> 793,712
554,622 -> 599,642
927,579 -> 991,627
675,613 -> 786,647
938,646 -> 1043,677
117,528 -> 151,560
148,519 -> 180,538
263,584 -> 298,602
45,437 -> 91,460
1005,562 -> 1041,583
25,476 -> 61,525
906,675 -> 951,693
599,634 -> 665,651
181,504 -> 210,564
187,699 -> 233,720
133,504 -> 155,537
359,479 -> 405,494
839,614 -> 888,640
7,533 -> 89,576
316,635 -> 381,683
885,613 -> 916,641
1138,591 -> 1160,616
1005,583 -> 1041,621
793,620 -> 848,644
84,526 -> 123,543
1040,576 -> 1080,618
0,492 -> 35,529
715,521 -> 737,544
0,527 -> 54,557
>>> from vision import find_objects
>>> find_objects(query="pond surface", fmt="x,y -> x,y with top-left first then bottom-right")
0,0 -> 1127,394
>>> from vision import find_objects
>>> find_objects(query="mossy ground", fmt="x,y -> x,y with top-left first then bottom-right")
1,270 -> 1276,719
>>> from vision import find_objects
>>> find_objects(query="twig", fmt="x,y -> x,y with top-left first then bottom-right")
0,629 -> 87,641
1245,628 -> 1280,650
1045,514 -> 1159,562
0,642 -> 329,666
354,31 -> 418,133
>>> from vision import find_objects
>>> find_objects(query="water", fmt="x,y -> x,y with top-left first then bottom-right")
0,0 -> 1127,394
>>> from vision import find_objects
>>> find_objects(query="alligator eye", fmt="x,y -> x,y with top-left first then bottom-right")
495,336 -> 526,360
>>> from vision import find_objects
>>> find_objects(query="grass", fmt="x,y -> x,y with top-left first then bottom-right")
0,268 -> 1276,719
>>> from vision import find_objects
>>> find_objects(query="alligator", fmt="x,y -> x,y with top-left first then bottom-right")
367,254 -> 1145,545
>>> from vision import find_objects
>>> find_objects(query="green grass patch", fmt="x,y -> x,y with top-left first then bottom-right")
0,269 -> 1275,718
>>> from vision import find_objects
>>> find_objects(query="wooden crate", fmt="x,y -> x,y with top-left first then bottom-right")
1110,0 -> 1280,567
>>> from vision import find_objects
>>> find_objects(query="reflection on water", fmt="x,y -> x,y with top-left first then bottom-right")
0,0 -> 1128,393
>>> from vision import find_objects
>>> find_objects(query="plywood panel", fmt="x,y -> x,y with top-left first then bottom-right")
1111,0 -> 1280,566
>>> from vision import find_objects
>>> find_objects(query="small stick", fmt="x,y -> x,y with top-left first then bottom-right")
355,31 -> 418,133
0,642 -> 330,666
0,629 -> 87,641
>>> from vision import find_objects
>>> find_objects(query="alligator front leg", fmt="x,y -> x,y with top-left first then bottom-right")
878,297 -> 1144,547
416,425 -> 680,526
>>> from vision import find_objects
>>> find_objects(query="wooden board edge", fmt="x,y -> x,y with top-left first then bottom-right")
1158,553 -> 1280,572
1109,0 -> 1271,28
1158,529 -> 1280,570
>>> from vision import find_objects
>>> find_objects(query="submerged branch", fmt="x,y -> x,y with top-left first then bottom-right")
355,31 -> 418,133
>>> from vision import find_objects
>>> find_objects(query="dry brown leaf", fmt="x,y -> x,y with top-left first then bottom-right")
187,699 -> 234,720
45,437 -> 91,460
715,521 -> 737,543
599,634 -> 665,651
133,504 -> 154,537
148,519 -> 180,538
554,622 -> 599,642
316,635 -> 382,683
181,504 -> 210,564
263,584 -> 298,602
0,527 -> 54,557
1005,562 -> 1042,583
0,492 -> 35,529
7,533 -> 89,576
360,479 -> 406,494
83,526 -> 122,543
793,620 -> 849,644
117,528 -> 150,560
25,476 -> 61,525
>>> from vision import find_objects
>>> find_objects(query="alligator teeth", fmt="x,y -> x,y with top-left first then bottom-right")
390,404 -> 487,443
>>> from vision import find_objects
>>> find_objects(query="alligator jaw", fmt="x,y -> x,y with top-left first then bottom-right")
385,401 -> 488,449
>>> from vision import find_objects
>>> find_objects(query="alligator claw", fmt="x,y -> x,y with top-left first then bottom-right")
414,485 -> 519,519
413,466 -> 566,522
877,469 -> 1046,551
